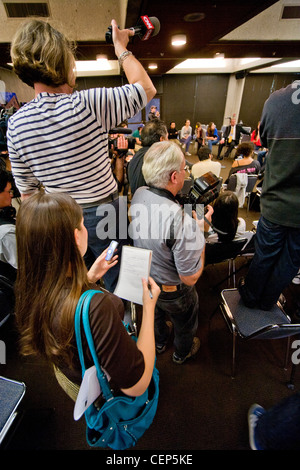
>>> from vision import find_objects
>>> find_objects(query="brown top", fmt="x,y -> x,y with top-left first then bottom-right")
58,287 -> 145,391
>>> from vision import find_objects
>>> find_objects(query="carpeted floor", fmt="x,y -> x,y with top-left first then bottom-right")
1,149 -> 299,452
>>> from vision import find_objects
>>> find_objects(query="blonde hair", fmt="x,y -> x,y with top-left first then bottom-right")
142,140 -> 183,188
11,19 -> 76,88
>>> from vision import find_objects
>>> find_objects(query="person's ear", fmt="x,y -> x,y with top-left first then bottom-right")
170,170 -> 177,184
74,228 -> 80,247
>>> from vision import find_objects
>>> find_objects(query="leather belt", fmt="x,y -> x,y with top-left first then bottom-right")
80,191 -> 119,209
159,283 -> 185,293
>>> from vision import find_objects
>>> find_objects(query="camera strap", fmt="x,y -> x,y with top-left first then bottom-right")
147,186 -> 227,239
147,186 -> 179,250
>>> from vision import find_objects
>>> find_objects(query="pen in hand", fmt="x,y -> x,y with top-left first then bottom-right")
148,283 -> 153,299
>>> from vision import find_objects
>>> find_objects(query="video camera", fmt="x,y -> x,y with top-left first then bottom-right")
177,171 -> 221,211
108,127 -> 136,156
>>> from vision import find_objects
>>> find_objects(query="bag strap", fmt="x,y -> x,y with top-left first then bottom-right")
74,289 -> 113,401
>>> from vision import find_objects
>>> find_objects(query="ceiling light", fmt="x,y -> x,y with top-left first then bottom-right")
171,34 -> 187,46
240,57 -> 261,65
174,59 -> 226,69
184,12 -> 205,22
148,64 -> 158,69
75,60 -> 112,72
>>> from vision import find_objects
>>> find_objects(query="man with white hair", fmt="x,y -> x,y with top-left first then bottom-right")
130,140 -> 212,364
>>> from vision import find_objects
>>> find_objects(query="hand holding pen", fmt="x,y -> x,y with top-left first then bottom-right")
142,276 -> 160,305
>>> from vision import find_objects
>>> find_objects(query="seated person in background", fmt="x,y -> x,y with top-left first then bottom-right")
194,122 -> 206,149
251,121 -> 262,151
217,118 -> 251,160
128,120 -> 168,195
15,191 -> 160,397
206,191 -> 254,246
148,105 -> 160,121
206,122 -> 219,152
257,148 -> 268,169
191,146 -> 221,179
168,121 -> 179,140
0,169 -> 17,281
180,119 -> 193,156
132,124 -> 144,146
226,142 -> 261,183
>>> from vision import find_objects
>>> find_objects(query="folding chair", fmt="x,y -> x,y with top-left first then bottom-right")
226,174 -> 258,211
205,238 -> 248,288
219,288 -> 300,378
0,376 -> 26,446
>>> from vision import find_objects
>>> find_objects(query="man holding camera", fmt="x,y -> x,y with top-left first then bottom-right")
130,140 -> 212,364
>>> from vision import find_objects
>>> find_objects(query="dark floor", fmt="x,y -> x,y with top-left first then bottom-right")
1,151 -> 300,453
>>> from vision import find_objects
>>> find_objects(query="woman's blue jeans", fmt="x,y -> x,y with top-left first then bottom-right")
243,216 -> 300,310
82,196 -> 129,292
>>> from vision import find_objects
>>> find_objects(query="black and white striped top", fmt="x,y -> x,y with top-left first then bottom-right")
7,83 -> 146,204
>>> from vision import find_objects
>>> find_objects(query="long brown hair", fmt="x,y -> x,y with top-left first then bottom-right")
15,192 -> 89,367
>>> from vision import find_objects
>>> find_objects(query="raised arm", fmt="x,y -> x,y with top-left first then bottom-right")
111,19 -> 156,102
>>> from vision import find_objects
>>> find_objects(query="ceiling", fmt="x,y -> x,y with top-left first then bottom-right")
1,0 -> 300,77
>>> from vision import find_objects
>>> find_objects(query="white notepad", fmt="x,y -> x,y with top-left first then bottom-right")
114,246 -> 152,305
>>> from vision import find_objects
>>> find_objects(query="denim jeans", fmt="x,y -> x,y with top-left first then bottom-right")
155,285 -> 199,357
82,196 -> 129,292
243,216 -> 300,310
207,139 -> 219,152
255,393 -> 300,450
180,136 -> 192,152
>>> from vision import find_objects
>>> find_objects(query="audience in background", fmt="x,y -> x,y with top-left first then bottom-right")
132,124 -> 144,146
168,121 -> 179,140
257,148 -> 268,169
148,105 -> 160,121
180,119 -> 193,156
226,142 -> 261,182
217,117 -> 250,160
191,146 -> 221,179
251,121 -> 262,151
194,122 -> 206,150
206,122 -> 219,152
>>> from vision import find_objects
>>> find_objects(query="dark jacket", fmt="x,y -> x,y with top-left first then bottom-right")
127,146 -> 150,195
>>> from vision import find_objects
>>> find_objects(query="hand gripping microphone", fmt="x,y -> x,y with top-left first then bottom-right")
105,16 -> 160,44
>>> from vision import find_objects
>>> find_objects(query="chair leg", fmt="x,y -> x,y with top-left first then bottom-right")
231,329 -> 237,378
228,259 -> 232,288
284,336 -> 291,370
233,259 -> 236,288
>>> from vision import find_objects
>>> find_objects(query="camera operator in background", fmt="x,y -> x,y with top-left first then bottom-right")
109,126 -> 136,194
129,140 -> 213,364
7,18 -> 156,293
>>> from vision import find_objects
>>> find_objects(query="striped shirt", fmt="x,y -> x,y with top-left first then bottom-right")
7,83 -> 147,204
